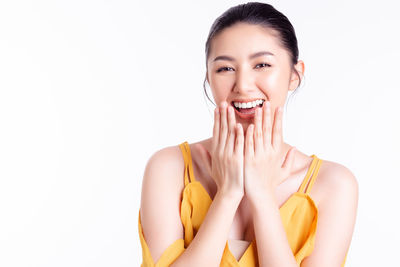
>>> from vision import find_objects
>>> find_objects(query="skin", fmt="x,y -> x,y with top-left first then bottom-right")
139,21 -> 358,266
196,22 -> 305,200
193,22 -> 305,259
190,22 -> 358,265
207,22 -> 304,134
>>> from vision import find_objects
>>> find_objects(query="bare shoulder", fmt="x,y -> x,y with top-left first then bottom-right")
140,144 -> 185,194
139,144 -> 185,263
316,158 -> 359,205
301,158 -> 359,266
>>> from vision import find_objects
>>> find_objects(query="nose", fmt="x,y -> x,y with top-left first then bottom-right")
233,68 -> 256,94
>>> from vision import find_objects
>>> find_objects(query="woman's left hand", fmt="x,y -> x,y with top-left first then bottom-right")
243,101 -> 297,205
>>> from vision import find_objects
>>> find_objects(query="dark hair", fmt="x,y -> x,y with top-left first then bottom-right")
203,2 -> 303,106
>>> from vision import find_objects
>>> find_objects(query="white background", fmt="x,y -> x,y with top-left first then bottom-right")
0,0 -> 399,266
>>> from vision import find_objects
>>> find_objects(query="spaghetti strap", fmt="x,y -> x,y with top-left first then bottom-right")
298,155 -> 319,194
178,141 -> 196,186
305,157 -> 323,195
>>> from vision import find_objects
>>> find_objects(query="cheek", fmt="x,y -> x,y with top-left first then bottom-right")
210,75 -> 235,103
257,71 -> 287,99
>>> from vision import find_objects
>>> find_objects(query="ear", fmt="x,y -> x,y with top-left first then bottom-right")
289,60 -> 305,91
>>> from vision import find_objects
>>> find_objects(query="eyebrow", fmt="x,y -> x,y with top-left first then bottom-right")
212,51 -> 275,62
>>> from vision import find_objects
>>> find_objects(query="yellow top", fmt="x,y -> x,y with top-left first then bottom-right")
138,141 -> 348,266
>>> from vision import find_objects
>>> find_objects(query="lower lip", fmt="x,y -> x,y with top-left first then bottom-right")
233,105 -> 260,119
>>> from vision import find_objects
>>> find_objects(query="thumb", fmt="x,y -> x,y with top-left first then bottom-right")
194,143 -> 212,178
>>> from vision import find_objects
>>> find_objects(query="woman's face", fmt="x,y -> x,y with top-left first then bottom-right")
207,22 -> 304,130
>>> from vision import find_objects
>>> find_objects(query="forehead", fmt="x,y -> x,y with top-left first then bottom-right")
209,23 -> 287,61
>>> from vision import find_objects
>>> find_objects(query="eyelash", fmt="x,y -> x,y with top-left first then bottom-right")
216,63 -> 271,73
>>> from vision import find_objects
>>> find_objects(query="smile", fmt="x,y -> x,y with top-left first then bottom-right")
230,99 -> 265,119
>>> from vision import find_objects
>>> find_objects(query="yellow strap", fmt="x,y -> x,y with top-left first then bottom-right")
178,142 -> 196,186
298,155 -> 318,193
178,143 -> 190,186
183,142 -> 196,183
305,158 -> 322,195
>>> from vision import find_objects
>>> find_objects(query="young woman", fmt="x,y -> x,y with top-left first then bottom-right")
138,2 -> 358,266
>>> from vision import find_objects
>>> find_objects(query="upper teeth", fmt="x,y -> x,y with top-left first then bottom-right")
233,99 -> 265,109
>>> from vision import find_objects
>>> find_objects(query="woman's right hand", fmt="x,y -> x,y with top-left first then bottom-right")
196,101 -> 244,199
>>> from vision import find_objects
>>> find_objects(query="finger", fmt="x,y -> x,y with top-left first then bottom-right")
226,105 -> 236,155
212,106 -> 219,153
245,124 -> 255,158
254,107 -> 263,154
219,101 -> 228,153
195,143 -> 212,177
234,123 -> 244,158
272,106 -> 283,149
263,100 -> 272,149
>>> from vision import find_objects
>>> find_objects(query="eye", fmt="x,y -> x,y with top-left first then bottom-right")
255,63 -> 271,69
216,66 -> 234,73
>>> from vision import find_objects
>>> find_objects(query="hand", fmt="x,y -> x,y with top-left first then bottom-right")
196,101 -> 245,199
243,101 -> 297,203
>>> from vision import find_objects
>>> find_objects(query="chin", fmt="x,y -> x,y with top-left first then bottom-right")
241,122 -> 251,132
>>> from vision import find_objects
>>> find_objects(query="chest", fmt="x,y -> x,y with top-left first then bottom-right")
226,185 -> 304,260
189,147 -> 324,261
190,175 -> 314,261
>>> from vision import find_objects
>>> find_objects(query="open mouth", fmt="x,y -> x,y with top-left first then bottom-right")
231,99 -> 265,114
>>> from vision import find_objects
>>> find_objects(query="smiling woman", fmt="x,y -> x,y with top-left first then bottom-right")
138,2 -> 358,267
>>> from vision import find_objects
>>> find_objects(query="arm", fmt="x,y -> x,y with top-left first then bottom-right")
301,163 -> 359,267
173,103 -> 246,266
243,103 -> 358,266
171,191 -> 242,267
244,104 -> 298,266
140,146 -> 243,267
139,146 -> 186,265
250,163 -> 359,267
250,193 -> 298,267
